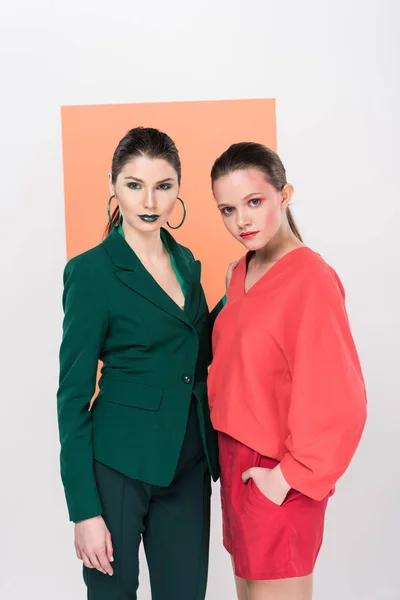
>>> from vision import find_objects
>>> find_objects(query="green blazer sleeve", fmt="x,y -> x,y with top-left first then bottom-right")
57,257 -> 109,522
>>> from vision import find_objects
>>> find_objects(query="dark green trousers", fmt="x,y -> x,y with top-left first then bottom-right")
83,399 -> 211,599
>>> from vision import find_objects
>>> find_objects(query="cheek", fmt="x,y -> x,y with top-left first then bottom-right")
157,190 -> 177,207
115,190 -> 127,212
115,186 -> 134,207
116,193 -> 134,216
262,205 -> 281,230
221,215 -> 236,233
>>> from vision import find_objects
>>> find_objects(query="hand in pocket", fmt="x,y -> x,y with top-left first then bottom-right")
242,466 -> 290,506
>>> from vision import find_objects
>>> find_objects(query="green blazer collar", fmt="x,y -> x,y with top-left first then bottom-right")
101,227 -> 201,325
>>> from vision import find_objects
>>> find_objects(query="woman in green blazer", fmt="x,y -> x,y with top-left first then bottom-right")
57,127 -> 219,600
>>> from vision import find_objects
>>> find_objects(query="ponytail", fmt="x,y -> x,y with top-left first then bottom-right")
286,207 -> 303,242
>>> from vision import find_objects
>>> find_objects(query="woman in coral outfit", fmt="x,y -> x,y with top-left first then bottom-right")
208,142 -> 367,600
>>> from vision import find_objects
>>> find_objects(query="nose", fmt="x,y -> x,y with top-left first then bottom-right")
143,189 -> 156,210
236,209 -> 251,230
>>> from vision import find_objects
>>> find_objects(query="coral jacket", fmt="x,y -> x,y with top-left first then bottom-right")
208,247 -> 367,500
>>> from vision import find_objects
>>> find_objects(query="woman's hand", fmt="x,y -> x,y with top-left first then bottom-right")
225,258 -> 242,296
242,465 -> 291,506
74,515 -> 114,576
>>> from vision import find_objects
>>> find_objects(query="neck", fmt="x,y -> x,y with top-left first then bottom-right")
122,222 -> 165,260
255,222 -> 304,265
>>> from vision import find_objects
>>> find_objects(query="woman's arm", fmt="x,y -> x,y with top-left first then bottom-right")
279,267 -> 367,500
57,256 -> 109,523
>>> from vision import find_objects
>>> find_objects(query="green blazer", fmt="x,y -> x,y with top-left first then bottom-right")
57,227 -> 219,523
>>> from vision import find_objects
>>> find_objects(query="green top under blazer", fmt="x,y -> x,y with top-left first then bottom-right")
57,226 -> 219,523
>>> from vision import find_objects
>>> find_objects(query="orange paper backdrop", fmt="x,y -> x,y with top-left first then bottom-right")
61,98 -> 276,307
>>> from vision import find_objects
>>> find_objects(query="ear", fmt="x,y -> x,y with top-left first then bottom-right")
281,184 -> 294,210
108,173 -> 115,196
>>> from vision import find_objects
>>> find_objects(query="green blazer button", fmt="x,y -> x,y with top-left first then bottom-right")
182,374 -> 193,384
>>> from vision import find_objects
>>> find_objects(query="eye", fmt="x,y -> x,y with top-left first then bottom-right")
127,182 -> 141,190
157,183 -> 172,190
249,198 -> 261,207
221,207 -> 234,216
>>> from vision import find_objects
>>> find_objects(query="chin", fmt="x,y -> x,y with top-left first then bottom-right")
238,237 -> 265,251
138,222 -> 163,232
127,218 -> 166,233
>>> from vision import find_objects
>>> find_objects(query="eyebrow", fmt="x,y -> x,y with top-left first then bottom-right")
217,192 -> 263,208
124,176 -> 175,184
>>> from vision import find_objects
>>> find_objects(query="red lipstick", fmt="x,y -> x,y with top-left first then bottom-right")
240,231 -> 258,240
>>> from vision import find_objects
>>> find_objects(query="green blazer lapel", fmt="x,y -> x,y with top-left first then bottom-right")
184,260 -> 202,322
102,228 -> 190,325
161,229 -> 202,323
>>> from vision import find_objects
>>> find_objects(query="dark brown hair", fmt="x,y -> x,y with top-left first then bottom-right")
210,142 -> 303,242
106,127 -> 181,235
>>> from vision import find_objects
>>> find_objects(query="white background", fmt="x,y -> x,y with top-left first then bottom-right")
1,1 -> 399,598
